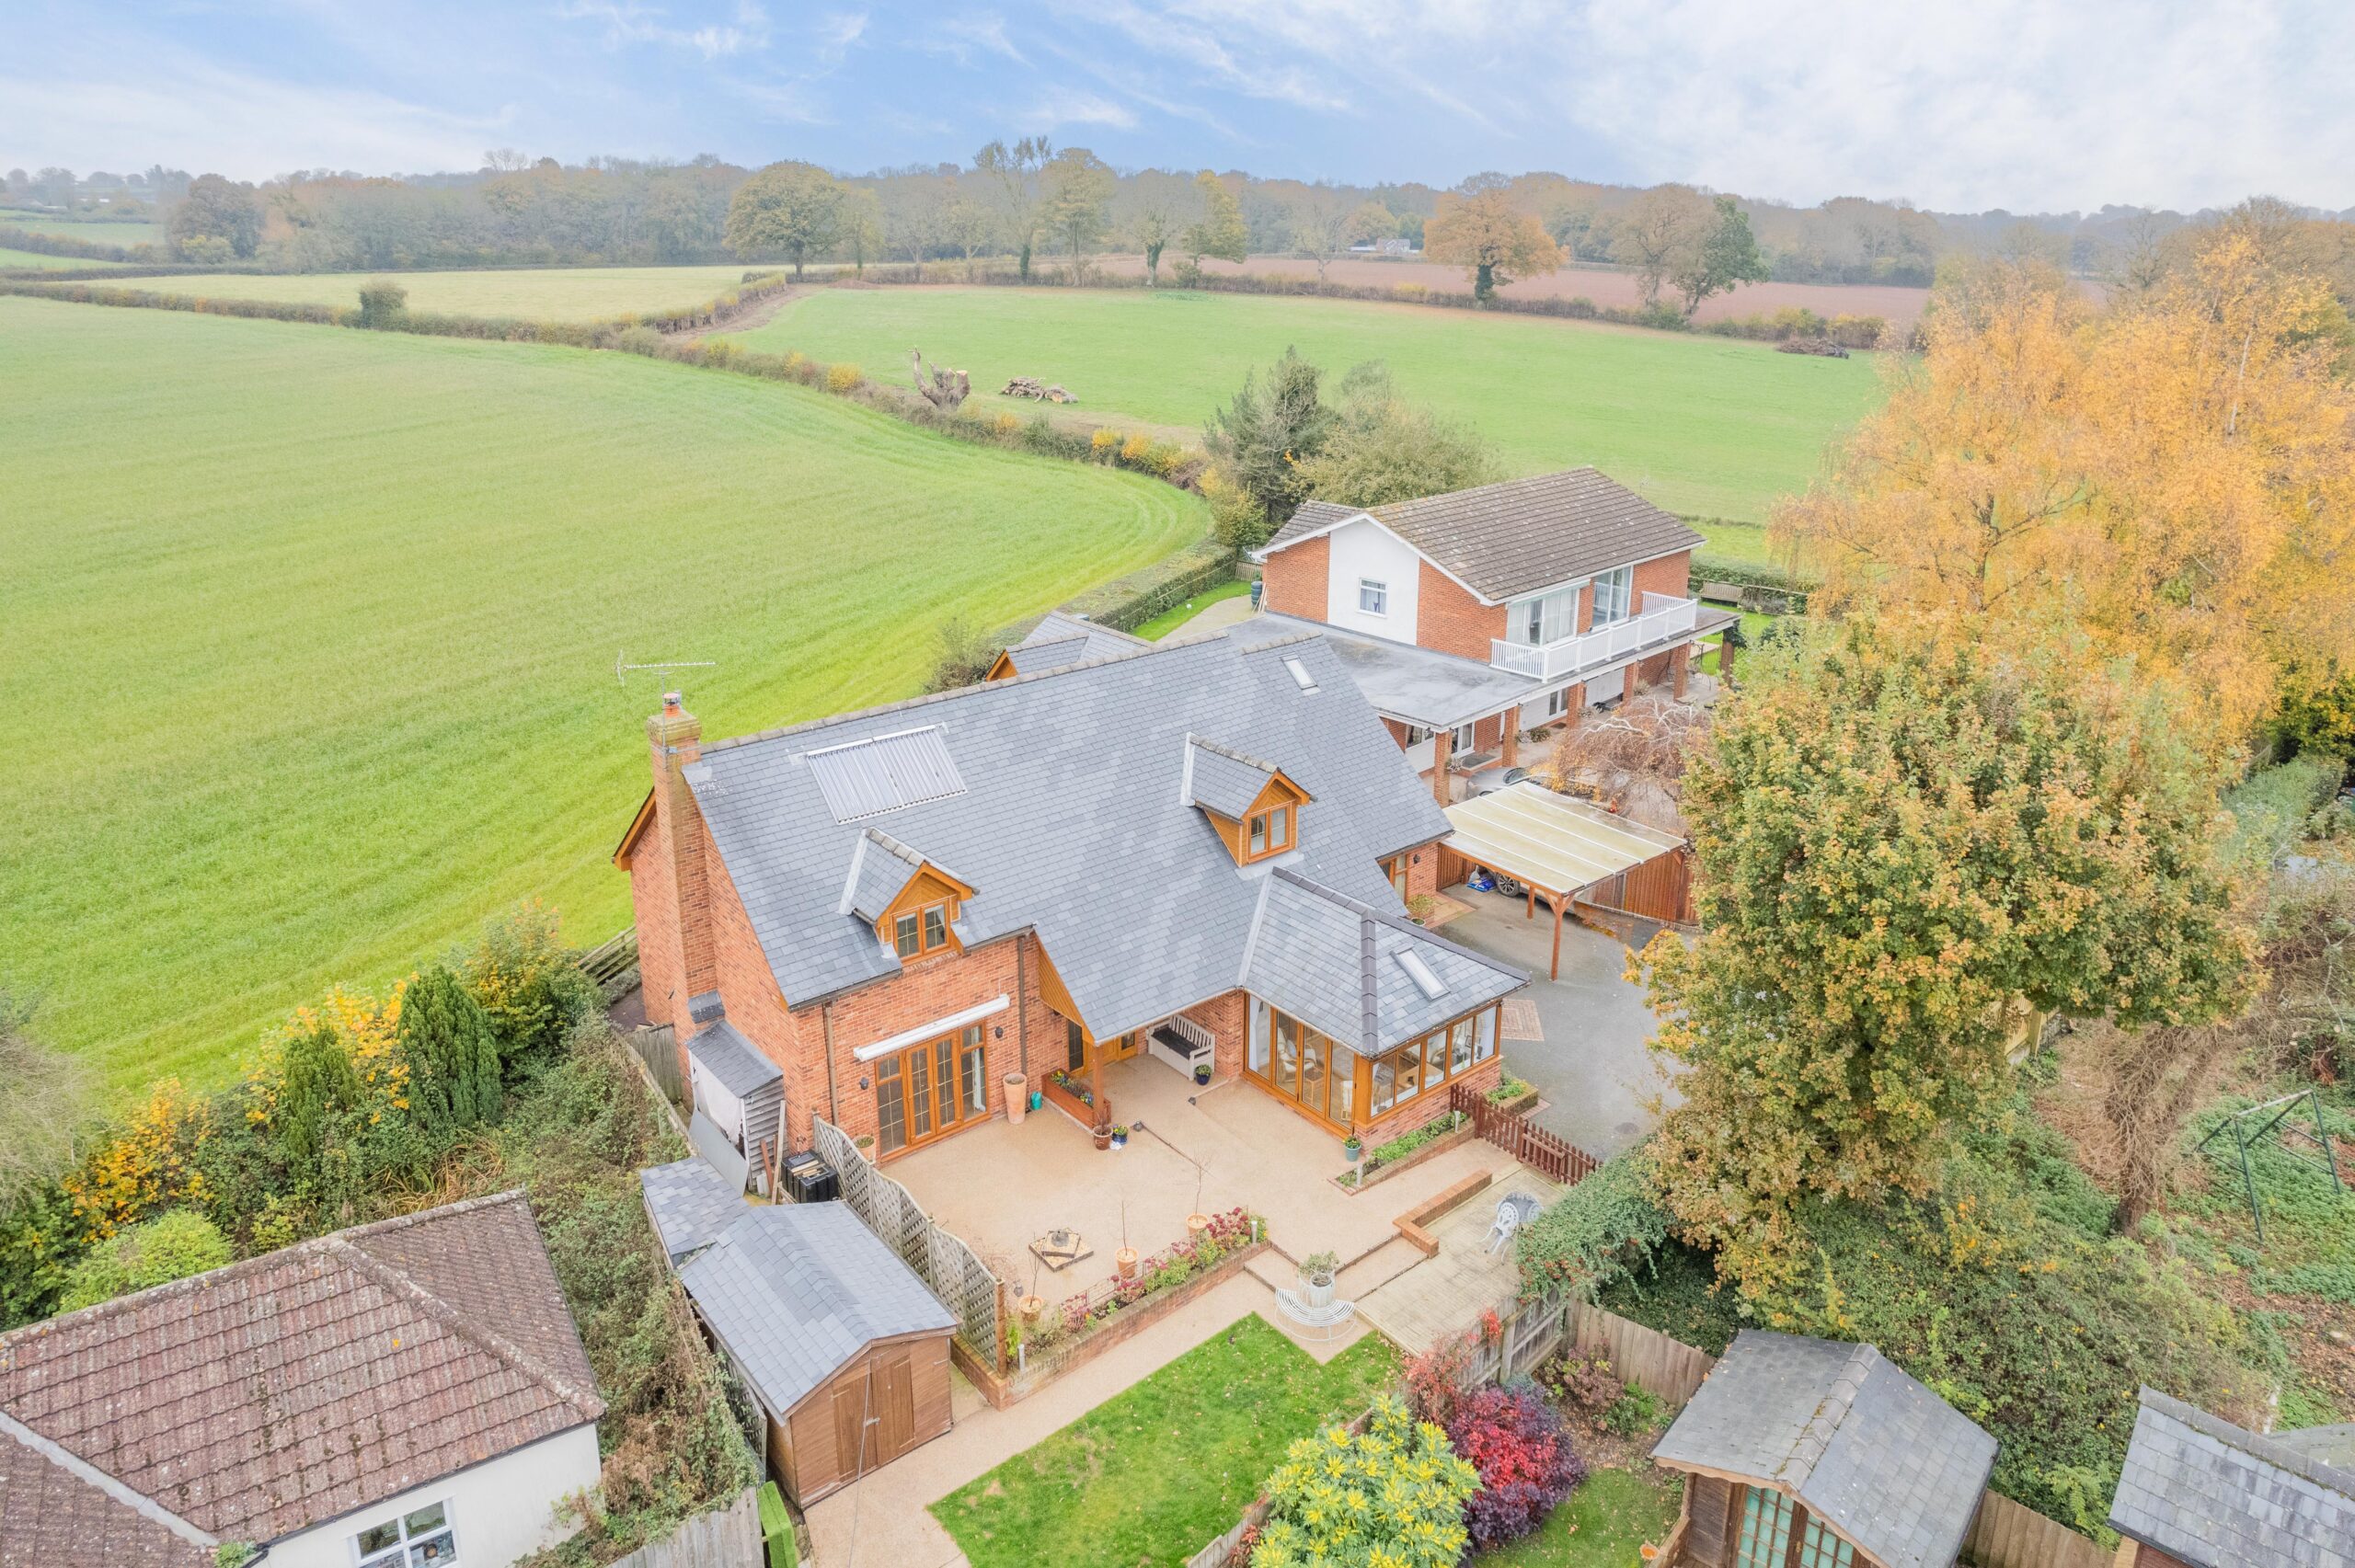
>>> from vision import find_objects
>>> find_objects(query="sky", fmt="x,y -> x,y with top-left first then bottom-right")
6,0 -> 2352,214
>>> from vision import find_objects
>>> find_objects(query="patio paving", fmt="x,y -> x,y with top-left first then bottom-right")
887,1051 -> 1522,1301
1356,1164 -> 1563,1355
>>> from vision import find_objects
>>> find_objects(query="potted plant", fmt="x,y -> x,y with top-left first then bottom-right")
1109,1123 -> 1129,1150
1093,1122 -> 1111,1150
1019,1294 -> 1044,1323
1114,1245 -> 1139,1281
1005,1071 -> 1028,1125
1299,1249 -> 1339,1310
1192,1059 -> 1212,1086
853,1134 -> 875,1160
1342,1134 -> 1363,1164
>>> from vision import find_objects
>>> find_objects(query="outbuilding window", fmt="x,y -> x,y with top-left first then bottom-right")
355,1500 -> 458,1567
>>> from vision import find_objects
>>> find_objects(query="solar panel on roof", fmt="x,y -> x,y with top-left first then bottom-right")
803,726 -> 967,822
1396,949 -> 1448,1000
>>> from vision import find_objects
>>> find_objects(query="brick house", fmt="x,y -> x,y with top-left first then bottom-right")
615,629 -> 1524,1171
0,1193 -> 603,1568
2107,1387 -> 2353,1567
1246,467 -> 1736,800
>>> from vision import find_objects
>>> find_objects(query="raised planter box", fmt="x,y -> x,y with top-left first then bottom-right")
1394,1170 -> 1494,1257
1040,1074 -> 1105,1132
1487,1086 -> 1539,1117
1326,1115 -> 1476,1196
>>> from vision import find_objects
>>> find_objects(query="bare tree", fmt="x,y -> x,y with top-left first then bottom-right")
1288,186 -> 1385,280
1542,693 -> 1710,833
941,192 -> 998,280
1611,185 -> 1713,307
1116,168 -> 1196,286
973,136 -> 1051,280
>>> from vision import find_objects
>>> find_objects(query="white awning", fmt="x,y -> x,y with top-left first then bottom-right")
851,994 -> 1010,1062
1442,783 -> 1685,897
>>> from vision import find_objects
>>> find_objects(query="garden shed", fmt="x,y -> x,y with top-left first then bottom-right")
1650,1329 -> 1997,1568
650,1162 -> 958,1506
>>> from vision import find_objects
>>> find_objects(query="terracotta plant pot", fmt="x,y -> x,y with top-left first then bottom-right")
1186,1212 -> 1212,1242
1004,1072 -> 1028,1126
1093,1127 -> 1111,1150
1115,1247 -> 1139,1281
1019,1295 -> 1045,1322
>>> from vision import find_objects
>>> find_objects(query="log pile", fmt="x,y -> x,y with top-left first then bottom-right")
1000,376 -> 1077,402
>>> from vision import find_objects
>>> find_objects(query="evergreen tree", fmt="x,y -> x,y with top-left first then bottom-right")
1202,348 -> 1334,545
276,1023 -> 361,1177
397,966 -> 500,1138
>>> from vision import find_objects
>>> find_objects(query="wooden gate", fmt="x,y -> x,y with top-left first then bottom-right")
1450,1083 -> 1599,1185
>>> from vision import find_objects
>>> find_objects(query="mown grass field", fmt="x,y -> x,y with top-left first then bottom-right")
0,246 -> 131,270
725,285 -> 1886,534
1,297 -> 1205,1090
0,212 -> 166,247
152,264 -> 772,321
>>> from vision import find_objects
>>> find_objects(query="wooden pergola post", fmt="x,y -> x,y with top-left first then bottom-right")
1551,894 -> 1565,980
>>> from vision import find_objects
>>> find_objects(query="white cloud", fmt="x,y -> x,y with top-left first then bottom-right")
1083,0 -> 2355,210
0,64 -> 504,180
1022,90 -> 1140,132
555,0 -> 771,58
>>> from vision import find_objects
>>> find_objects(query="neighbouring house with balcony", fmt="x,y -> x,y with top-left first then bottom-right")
615,629 -> 1526,1176
1244,467 -> 1737,801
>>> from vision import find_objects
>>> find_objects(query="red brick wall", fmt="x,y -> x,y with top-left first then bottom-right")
1471,713 -> 1504,754
625,801 -> 684,1031
1359,1055 -> 1503,1146
704,836 -> 809,1128
1633,549 -> 1690,605
1401,841 -> 1442,900
1182,990 -> 1249,1081
1416,561 -> 1506,661
788,934 -> 1028,1157
1262,534 -> 1330,621
2131,1546 -> 2195,1568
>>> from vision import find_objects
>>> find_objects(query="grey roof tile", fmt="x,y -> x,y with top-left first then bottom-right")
1183,734 -> 1281,818
675,1203 -> 956,1418
1259,468 -> 1705,601
687,632 -> 1455,1039
638,1157 -> 748,1264
684,1020 -> 783,1099
1003,610 -> 1152,675
1652,1330 -> 1997,1568
2108,1388 -> 2355,1568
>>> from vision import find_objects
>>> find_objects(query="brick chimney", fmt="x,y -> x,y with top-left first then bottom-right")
642,692 -> 718,1030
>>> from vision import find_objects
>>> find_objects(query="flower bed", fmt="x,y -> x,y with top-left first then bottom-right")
1032,1207 -> 1260,1343
1333,1108 -> 1471,1192
1038,1068 -> 1103,1130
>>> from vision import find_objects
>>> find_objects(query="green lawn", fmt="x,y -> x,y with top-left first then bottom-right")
723,286 -> 1885,527
150,265 -> 772,321
1135,578 -> 1252,640
933,1315 -> 1394,1568
0,297 -> 1205,1090
0,213 -> 166,248
0,246 -> 130,270
1477,1467 -> 1684,1568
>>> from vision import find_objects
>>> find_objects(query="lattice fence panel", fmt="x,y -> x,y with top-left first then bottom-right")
810,1117 -> 1001,1361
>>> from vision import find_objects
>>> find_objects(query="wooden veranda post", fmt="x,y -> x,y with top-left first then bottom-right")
1551,895 -> 1565,981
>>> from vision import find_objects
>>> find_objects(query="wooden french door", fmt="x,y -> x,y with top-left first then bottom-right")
873,1024 -> 987,1156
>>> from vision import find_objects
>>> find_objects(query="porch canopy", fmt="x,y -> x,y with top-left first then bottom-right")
1442,782 -> 1685,977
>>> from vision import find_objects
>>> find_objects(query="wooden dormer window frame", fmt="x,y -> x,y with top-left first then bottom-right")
1235,773 -> 1308,865
876,862 -> 976,964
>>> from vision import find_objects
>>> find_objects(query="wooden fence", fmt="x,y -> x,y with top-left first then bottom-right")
1450,1082 -> 1599,1185
627,1024 -> 690,1116
580,925 -> 640,1001
811,1116 -> 1004,1369
606,1487 -> 763,1568
1962,1491 -> 2110,1568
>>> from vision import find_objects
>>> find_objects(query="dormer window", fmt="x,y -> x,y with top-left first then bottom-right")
893,899 -> 954,958
1246,804 -> 1293,861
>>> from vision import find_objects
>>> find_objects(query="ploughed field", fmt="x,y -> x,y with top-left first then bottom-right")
1,297 -> 1206,1090
120,264 -> 774,321
722,284 -> 1886,544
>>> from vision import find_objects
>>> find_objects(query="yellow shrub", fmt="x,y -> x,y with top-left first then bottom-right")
1092,428 -> 1122,455
782,349 -> 809,375
1395,283 -> 1428,301
1120,432 -> 1152,464
994,412 -> 1022,440
61,1080 -> 213,1242
825,362 -> 863,394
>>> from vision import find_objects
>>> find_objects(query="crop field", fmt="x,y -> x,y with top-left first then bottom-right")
151,264 -> 773,321
0,212 -> 166,247
724,285 -> 1885,534
0,246 -> 131,270
0,297 -> 1206,1090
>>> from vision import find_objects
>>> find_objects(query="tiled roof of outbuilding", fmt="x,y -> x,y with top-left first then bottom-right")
1000,610 -> 1151,675
1258,468 -> 1705,602
1652,1330 -> 1997,1568
2109,1388 -> 2355,1568
0,1193 -> 602,1557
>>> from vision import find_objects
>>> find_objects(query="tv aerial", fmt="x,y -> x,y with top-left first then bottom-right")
615,652 -> 718,690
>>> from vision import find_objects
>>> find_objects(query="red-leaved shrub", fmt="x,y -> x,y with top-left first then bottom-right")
1446,1384 -> 1587,1550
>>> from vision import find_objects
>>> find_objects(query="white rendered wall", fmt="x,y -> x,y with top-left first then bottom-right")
262,1424 -> 602,1568
1324,521 -> 1423,641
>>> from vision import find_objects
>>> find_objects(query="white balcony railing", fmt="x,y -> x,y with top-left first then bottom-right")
1489,592 -> 1699,682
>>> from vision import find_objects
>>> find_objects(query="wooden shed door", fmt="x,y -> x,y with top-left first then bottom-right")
871,1348 -> 916,1464
831,1378 -> 873,1481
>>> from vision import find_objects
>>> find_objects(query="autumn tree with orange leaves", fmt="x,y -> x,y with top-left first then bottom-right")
1775,230 -> 2355,746
1424,188 -> 1560,301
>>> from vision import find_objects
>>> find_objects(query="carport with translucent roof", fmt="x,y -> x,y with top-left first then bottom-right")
1440,782 -> 1689,977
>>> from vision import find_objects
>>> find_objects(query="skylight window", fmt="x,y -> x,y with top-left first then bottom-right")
805,726 -> 967,822
1396,950 -> 1449,1001
1282,657 -> 1319,693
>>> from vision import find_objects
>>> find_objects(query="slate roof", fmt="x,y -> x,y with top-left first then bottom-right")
2108,1388 -> 2355,1568
1240,871 -> 1522,1054
1182,734 -> 1283,818
1229,610 -> 1545,728
1000,610 -> 1152,675
685,1018 -> 784,1099
1652,1330 -> 1997,1568
684,630 -> 1488,1047
1259,468 -> 1706,602
0,1193 -> 603,1558
838,828 -> 929,921
674,1202 -> 956,1418
639,1156 -> 752,1265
